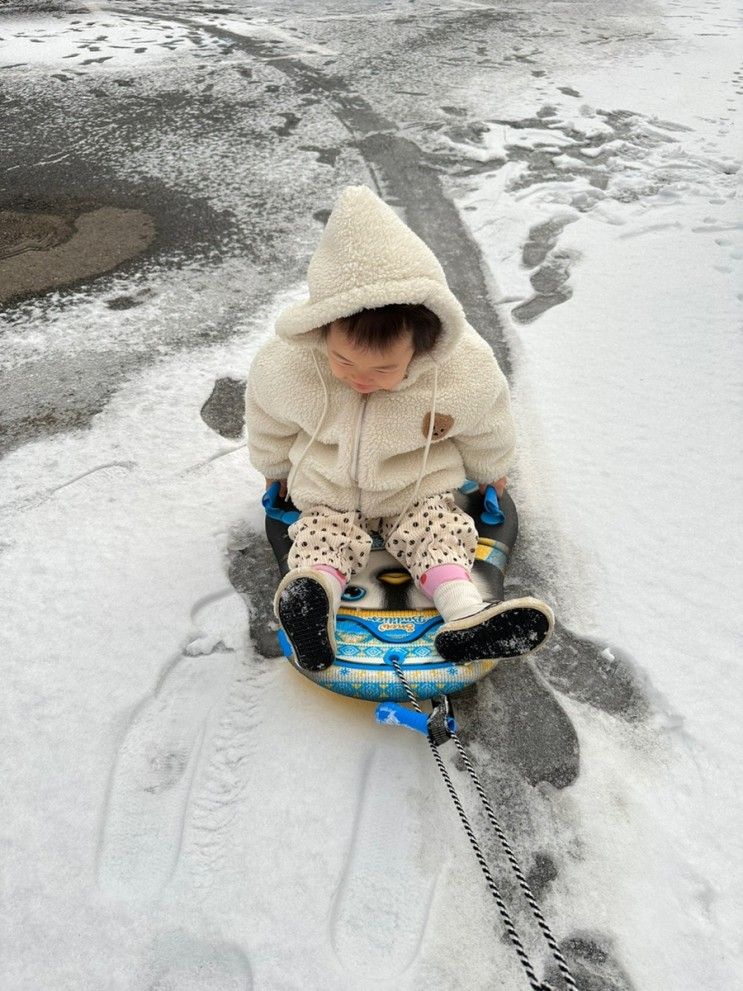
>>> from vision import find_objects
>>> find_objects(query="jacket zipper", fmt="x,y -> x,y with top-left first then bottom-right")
350,393 -> 368,499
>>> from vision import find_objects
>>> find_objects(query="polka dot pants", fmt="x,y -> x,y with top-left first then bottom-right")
286,492 -> 478,584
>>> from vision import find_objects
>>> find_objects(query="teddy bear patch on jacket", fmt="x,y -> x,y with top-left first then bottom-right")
422,412 -> 455,440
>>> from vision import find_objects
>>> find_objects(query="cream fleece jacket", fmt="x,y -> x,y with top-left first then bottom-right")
245,184 -> 516,520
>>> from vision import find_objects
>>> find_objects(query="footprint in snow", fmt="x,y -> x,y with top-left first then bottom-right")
329,739 -> 447,979
136,929 -> 252,990
97,589 -> 246,900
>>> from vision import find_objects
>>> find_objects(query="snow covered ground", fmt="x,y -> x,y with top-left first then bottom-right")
2,1 -> 741,989
448,9 -> 743,987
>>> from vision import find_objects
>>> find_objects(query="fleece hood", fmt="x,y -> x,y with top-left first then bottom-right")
274,184 -> 470,376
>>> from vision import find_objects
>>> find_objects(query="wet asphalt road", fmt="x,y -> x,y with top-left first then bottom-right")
1,3 -> 666,986
1,0 -> 662,453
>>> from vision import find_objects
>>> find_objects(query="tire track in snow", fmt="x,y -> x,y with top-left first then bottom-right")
177,644 -> 268,894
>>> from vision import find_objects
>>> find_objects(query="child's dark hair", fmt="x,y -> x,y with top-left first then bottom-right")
320,303 -> 442,355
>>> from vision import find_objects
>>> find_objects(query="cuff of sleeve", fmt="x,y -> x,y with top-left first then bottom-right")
256,461 -> 292,479
464,459 -> 512,485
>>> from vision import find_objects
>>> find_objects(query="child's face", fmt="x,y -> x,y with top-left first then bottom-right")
325,321 -> 415,393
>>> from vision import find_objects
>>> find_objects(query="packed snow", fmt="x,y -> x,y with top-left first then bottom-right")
2,1 -> 741,989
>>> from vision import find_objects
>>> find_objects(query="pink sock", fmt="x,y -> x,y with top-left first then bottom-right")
418,563 -> 471,599
311,564 -> 347,592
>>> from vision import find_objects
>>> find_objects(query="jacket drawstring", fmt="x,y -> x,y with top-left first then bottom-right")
286,349 -> 329,498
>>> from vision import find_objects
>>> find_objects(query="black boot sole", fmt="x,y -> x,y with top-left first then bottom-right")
277,576 -> 336,672
435,606 -> 551,665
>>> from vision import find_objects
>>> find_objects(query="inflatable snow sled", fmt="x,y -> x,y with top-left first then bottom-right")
263,481 -> 524,702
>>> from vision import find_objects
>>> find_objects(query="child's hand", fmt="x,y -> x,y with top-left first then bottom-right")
479,477 -> 507,498
265,478 -> 288,499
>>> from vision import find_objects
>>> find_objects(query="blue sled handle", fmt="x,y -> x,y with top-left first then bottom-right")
261,480 -> 301,524
375,702 -> 457,737
481,484 -> 505,526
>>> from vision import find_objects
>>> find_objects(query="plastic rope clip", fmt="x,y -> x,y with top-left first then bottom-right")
427,695 -> 457,747
375,696 -> 457,746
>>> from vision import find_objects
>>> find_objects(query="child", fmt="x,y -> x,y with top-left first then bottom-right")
246,184 -> 553,671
